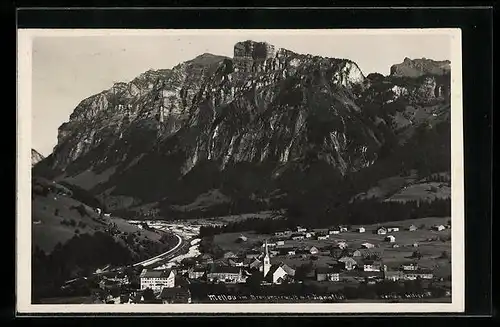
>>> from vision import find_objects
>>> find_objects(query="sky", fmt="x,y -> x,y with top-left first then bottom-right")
31,31 -> 452,156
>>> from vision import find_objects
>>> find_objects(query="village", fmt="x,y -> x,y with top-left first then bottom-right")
57,217 -> 452,304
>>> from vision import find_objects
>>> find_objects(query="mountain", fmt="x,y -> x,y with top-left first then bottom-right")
34,40 -> 451,220
32,149 -> 45,167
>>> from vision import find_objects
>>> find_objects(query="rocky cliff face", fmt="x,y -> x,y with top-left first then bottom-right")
32,149 -> 45,167
35,41 -> 451,215
390,57 -> 451,78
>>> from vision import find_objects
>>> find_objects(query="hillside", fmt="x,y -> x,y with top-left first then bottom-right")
33,40 -> 451,222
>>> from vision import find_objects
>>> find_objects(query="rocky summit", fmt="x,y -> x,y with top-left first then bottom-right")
32,149 -> 45,167
34,41 -> 451,218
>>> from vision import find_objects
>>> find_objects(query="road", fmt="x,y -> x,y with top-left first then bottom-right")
133,232 -> 183,267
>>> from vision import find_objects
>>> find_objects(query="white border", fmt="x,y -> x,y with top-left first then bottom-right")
16,28 -> 464,314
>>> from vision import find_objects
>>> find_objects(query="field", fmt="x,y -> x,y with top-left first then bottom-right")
353,170 -> 450,203
32,182 -> 162,254
212,217 -> 451,275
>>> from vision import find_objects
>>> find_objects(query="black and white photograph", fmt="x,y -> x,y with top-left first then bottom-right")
17,28 -> 464,313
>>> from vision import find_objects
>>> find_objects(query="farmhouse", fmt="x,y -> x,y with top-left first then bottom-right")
408,225 -> 418,231
140,269 -> 175,293
385,235 -> 396,243
206,265 -> 245,284
315,267 -> 341,282
296,226 -> 307,233
328,228 -> 340,235
361,242 -> 375,249
160,287 -> 191,304
351,250 -> 362,257
309,246 -> 320,255
433,225 -> 446,231
276,240 -> 285,246
305,232 -> 313,238
339,226 -> 348,232
338,256 -> 357,270
336,241 -> 348,249
387,226 -> 400,232
376,227 -> 387,235
317,234 -> 329,240
356,227 -> 366,233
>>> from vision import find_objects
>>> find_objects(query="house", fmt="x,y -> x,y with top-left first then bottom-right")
356,227 -> 366,233
188,267 -> 206,280
401,263 -> 419,271
338,256 -> 357,270
315,267 -> 341,282
296,226 -> 307,233
384,270 -> 404,281
403,269 -> 434,280
339,226 -> 348,232
261,241 -> 276,248
361,242 -> 375,249
206,265 -> 245,284
276,240 -> 285,246
305,232 -> 313,238
291,233 -> 305,240
160,287 -> 192,304
433,225 -> 446,231
287,249 -> 296,256
317,234 -> 329,240
309,246 -> 320,255
139,269 -> 175,293
228,258 -> 246,267
387,226 -> 400,232
245,250 -> 261,259
352,250 -> 362,257
392,244 -> 400,248
412,242 -> 419,247
274,231 -> 286,237
376,227 -> 387,235
328,229 -> 340,235
199,253 -> 214,264
223,251 -> 238,259
248,258 -> 262,270
103,213 -> 111,218
362,260 -> 383,272
264,263 -> 292,284
385,235 -> 396,243
336,241 -> 348,249
408,225 -> 418,231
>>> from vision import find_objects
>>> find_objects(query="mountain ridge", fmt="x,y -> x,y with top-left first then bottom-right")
34,40 -> 451,219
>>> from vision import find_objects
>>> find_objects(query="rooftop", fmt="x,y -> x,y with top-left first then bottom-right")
139,269 -> 173,278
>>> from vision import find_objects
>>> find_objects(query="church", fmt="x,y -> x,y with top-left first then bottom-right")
261,240 -> 295,284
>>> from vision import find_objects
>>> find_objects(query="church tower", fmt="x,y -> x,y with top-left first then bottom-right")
263,239 -> 271,278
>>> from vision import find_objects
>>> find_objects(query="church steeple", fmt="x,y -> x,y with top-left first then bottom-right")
263,239 -> 271,278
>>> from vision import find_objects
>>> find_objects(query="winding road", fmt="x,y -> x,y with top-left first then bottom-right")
133,233 -> 183,267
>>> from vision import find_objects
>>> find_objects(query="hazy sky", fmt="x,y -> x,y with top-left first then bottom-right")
31,32 -> 451,156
